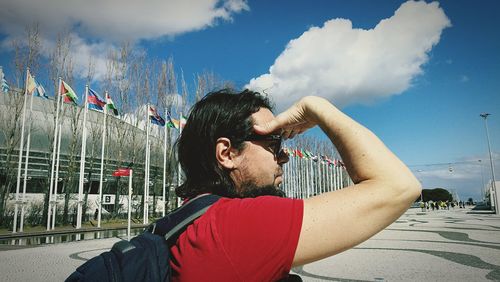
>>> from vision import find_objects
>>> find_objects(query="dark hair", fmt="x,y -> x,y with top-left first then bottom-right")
176,89 -> 273,199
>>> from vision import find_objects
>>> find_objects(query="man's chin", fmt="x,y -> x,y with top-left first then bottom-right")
236,182 -> 285,198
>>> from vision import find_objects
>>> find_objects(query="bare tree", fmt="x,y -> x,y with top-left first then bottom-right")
0,24 -> 41,226
105,42 -> 138,218
81,56 -> 97,223
193,69 -> 232,103
45,30 -> 79,225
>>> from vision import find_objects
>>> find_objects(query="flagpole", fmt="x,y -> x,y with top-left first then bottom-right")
127,169 -> 133,241
309,156 -> 317,197
76,85 -> 89,229
144,105 -> 150,224
292,153 -> 297,198
13,68 -> 30,233
52,120 -> 62,229
19,84 -> 35,232
335,163 -> 339,191
318,158 -> 322,195
97,92 -> 108,228
47,78 -> 62,230
176,112 -> 183,208
162,108 -> 167,217
146,140 -> 151,223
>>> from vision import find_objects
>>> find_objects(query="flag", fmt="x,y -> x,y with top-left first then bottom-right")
180,114 -> 187,129
1,77 -> 8,93
307,151 -> 318,162
112,167 -> 131,177
60,80 -> 78,104
296,149 -> 303,158
149,106 -> 165,126
303,150 -> 311,159
34,78 -> 48,99
0,67 -> 9,93
87,88 -> 106,111
171,118 -> 180,129
26,71 -> 36,95
106,93 -> 119,116
165,111 -> 178,129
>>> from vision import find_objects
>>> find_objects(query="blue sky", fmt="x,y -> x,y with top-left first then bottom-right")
0,0 -> 498,201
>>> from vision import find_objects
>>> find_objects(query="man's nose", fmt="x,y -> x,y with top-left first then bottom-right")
277,149 -> 289,164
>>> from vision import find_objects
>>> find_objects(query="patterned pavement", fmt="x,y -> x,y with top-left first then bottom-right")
0,207 -> 499,281
293,207 -> 500,281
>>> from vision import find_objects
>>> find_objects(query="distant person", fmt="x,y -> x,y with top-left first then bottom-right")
94,208 -> 98,221
168,89 -> 421,280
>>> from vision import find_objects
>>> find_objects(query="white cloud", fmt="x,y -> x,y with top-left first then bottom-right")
0,0 -> 248,80
0,0 -> 248,42
460,75 -> 469,82
246,1 -> 451,110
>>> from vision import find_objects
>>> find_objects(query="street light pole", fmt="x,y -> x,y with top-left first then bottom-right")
480,113 -> 497,214
478,160 -> 485,201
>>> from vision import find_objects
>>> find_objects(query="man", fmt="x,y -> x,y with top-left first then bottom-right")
171,89 -> 421,281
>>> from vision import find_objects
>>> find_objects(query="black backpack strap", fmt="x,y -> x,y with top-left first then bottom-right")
66,194 -> 221,282
146,194 -> 221,243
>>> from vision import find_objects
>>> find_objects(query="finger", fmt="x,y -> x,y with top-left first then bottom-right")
253,120 -> 279,135
253,113 -> 290,135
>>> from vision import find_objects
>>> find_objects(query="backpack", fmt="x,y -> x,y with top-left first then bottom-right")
66,194 -> 221,282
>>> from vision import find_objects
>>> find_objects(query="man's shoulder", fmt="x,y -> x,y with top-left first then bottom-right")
204,195 -> 303,226
211,195 -> 301,211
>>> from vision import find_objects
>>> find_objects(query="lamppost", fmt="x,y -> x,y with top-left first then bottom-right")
480,113 -> 497,214
478,160 -> 485,201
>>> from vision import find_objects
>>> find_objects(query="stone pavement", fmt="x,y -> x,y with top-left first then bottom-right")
0,207 -> 499,281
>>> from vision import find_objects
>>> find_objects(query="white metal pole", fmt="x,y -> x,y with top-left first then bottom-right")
144,105 -> 150,224
318,161 -> 323,194
47,78 -> 62,230
128,169 -> 133,241
76,85 -> 89,229
19,89 -> 35,232
480,113 -> 498,214
97,95 -> 107,228
334,165 -> 339,191
309,159 -> 313,197
177,112 -> 183,208
13,68 -> 30,233
146,140 -> 151,223
162,109 -> 167,217
52,122 -> 62,229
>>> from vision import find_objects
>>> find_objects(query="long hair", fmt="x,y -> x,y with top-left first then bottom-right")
176,89 -> 273,199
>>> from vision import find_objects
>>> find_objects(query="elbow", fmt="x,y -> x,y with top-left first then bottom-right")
397,175 -> 422,204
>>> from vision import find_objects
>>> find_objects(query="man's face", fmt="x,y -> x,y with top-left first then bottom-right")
230,108 -> 289,196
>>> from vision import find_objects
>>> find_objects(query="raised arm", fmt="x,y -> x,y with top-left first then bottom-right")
254,96 -> 421,266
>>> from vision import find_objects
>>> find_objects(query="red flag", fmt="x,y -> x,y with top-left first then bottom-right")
112,168 -> 131,177
296,149 -> 303,158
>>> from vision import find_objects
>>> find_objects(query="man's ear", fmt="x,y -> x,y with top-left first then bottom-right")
215,137 -> 237,169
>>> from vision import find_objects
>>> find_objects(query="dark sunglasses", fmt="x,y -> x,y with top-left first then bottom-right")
245,134 -> 283,157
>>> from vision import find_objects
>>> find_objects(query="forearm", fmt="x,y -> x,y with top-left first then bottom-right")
307,96 -> 420,196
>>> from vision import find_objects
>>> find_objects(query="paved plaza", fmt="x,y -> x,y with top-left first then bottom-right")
0,207 -> 499,281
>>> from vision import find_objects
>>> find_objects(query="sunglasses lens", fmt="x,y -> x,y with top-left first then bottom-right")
274,140 -> 282,156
